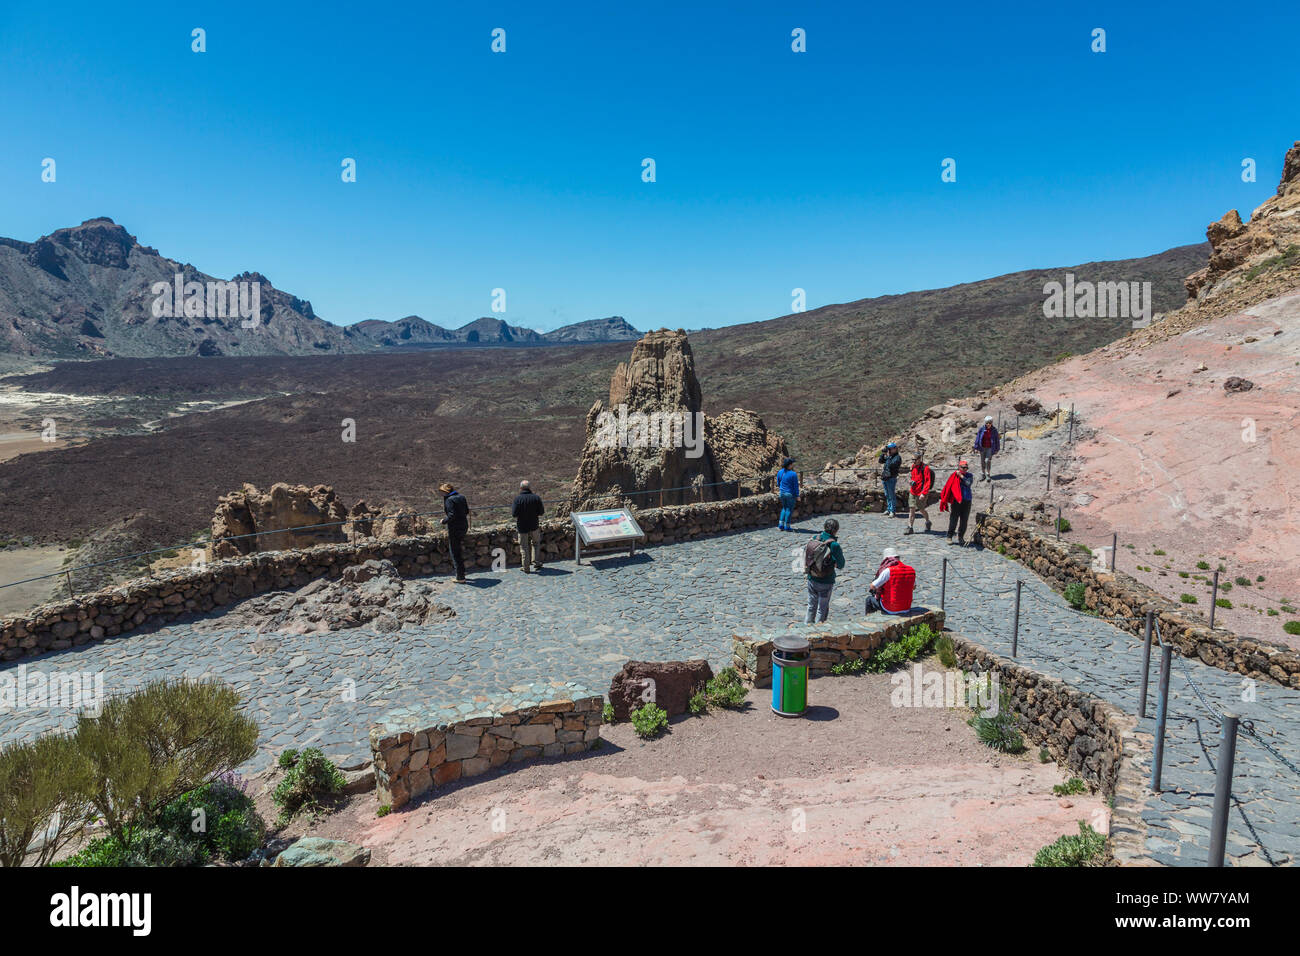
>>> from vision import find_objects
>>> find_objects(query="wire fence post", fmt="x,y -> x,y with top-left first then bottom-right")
1110,532 -> 1117,572
1068,403 -> 1075,444
1210,570 -> 1220,628
989,478 -> 994,513
1016,413 -> 1020,437
1208,713 -> 1240,867
1055,505 -> 1062,540
940,557 -> 947,611
1151,642 -> 1173,792
1012,580 -> 1021,657
64,571 -> 74,600
1138,610 -> 1154,719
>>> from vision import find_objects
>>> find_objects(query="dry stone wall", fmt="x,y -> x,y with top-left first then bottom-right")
978,515 -> 1300,689
1,486 -> 876,661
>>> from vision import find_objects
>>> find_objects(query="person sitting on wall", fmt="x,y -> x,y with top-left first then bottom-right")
864,546 -> 916,615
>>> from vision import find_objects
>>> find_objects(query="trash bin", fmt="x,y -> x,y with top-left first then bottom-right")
771,634 -> 811,717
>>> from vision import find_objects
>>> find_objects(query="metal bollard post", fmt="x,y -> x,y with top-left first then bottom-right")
1012,580 -> 1021,657
64,571 -> 74,599
1151,643 -> 1172,792
1111,532 -> 1117,571
1056,505 -> 1062,540
1208,713 -> 1240,867
989,479 -> 994,512
1046,456 -> 1052,493
1138,610 -> 1154,719
1210,570 -> 1220,628
1068,403 -> 1075,443
940,557 -> 947,611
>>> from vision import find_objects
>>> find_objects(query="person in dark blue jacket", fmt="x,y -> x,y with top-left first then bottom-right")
439,482 -> 471,581
776,457 -> 799,530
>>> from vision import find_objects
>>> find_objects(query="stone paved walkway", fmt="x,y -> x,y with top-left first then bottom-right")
0,512 -> 1295,866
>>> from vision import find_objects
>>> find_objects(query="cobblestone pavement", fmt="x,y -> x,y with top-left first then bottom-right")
1,512 -> 1295,865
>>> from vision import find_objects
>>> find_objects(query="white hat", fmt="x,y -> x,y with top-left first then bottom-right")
882,547 -> 899,560
984,415 -> 993,422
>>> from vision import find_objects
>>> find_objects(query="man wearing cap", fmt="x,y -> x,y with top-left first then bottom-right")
939,461 -> 974,546
878,442 -> 903,517
776,456 -> 800,531
511,480 -> 546,573
439,482 -> 471,582
865,547 -> 916,615
905,453 -> 934,536
974,416 -> 1001,482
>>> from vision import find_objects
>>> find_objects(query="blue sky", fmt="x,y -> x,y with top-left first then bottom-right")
1,1 -> 1297,332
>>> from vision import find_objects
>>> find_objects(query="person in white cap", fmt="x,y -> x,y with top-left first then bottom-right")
865,546 -> 916,614
974,415 -> 1000,481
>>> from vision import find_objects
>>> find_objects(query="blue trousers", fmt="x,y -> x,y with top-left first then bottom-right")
882,477 -> 898,514
779,492 -> 796,527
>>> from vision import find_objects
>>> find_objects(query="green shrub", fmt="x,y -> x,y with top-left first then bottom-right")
1267,609 -> 1279,617
688,690 -> 708,714
0,733 -> 95,867
1055,517 -> 1071,533
272,748 -> 346,824
935,634 -> 957,668
601,702 -> 615,723
1063,582 -> 1087,610
376,805 -> 391,818
1032,822 -> 1107,867
277,749 -> 299,769
154,776 -> 263,862
1284,621 -> 1300,636
1256,575 -> 1265,582
830,658 -> 867,676
865,623 -> 936,673
970,693 -> 1024,753
1178,571 -> 1189,578
1038,748 -> 1051,764
1215,599 -> 1232,609
630,703 -> 669,740
1235,577 -> 1251,587
73,679 -> 258,848
704,667 -> 749,708
57,827 -> 204,868
1196,561 -> 1210,570
1180,594 -> 1197,604
1053,777 -> 1087,796
1219,581 -> 1232,592
1152,549 -> 1166,556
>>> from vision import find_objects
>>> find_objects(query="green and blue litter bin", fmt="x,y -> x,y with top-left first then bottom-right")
771,634 -> 811,717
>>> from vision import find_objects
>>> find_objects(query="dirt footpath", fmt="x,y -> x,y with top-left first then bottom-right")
313,660 -> 1105,866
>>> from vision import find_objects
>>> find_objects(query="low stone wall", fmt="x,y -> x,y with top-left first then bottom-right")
947,630 -> 1152,866
978,515 -> 1300,689
1,486 -> 880,662
369,683 -> 603,810
731,609 -> 946,687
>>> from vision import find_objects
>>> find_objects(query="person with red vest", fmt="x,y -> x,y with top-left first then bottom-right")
939,460 -> 975,546
904,453 -> 934,535
865,547 -> 916,615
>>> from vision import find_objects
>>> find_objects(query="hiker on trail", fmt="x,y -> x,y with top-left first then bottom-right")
974,416 -> 1000,481
939,460 -> 974,546
511,480 -> 546,574
878,442 -> 903,516
777,457 -> 800,531
804,518 -> 846,624
865,546 -> 916,615
905,453 -> 934,535
439,482 -> 471,582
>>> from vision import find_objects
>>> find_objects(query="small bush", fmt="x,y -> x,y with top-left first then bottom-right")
278,749 -> 299,769
58,827 -> 204,868
376,805 -> 391,818
1033,822 -> 1107,867
630,703 -> 669,740
1219,581 -> 1232,592
688,690 -> 708,714
1152,549 -> 1166,556
1267,608 -> 1279,617
970,693 -> 1024,753
1196,561 -> 1210,570
1215,599 -> 1232,609
1178,571 -> 1189,578
830,658 -> 867,676
1063,582 -> 1087,610
1038,748 -> 1051,764
865,622 -> 936,673
1180,594 -> 1197,604
155,776 -> 264,862
1284,621 -> 1300,636
0,733 -> 95,867
935,634 -> 957,668
601,702 -> 615,723
1235,576 -> 1251,587
1053,778 -> 1087,796
1056,517 -> 1071,533
704,667 -> 749,708
272,747 -> 346,824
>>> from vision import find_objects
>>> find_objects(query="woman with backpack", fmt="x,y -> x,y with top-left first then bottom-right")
804,518 -> 846,623
776,457 -> 800,531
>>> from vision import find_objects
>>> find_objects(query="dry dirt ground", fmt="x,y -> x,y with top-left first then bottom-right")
277,659 -> 1105,866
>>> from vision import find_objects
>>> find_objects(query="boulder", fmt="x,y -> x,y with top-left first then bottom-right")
608,659 -> 714,721
211,482 -> 348,558
1223,376 -> 1255,393
272,837 -> 370,867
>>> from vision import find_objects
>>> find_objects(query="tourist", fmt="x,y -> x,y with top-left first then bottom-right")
939,460 -> 974,546
878,442 -> 902,516
777,456 -> 800,531
905,453 -> 934,535
439,482 -> 471,582
974,415 -> 1000,481
511,480 -> 546,573
864,547 -> 916,614
804,518 -> 846,623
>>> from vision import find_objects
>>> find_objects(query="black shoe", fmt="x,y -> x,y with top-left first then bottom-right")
904,527 -> 914,535
925,520 -> 932,532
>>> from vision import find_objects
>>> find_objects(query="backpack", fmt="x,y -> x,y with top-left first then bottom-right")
804,536 -> 836,577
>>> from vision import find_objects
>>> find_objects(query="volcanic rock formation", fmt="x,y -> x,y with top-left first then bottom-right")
211,483 -> 350,558
570,329 -> 788,508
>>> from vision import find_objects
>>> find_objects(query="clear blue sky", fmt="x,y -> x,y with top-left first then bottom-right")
2,1 -> 1297,332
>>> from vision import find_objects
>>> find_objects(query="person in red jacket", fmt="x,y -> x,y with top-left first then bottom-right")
939,460 -> 975,546
904,453 -> 934,535
865,547 -> 916,614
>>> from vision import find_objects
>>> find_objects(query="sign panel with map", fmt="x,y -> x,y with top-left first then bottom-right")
571,508 -> 644,544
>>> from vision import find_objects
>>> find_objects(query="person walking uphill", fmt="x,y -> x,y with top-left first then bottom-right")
803,518 -> 846,624
939,460 -> 974,546
776,457 -> 799,531
974,416 -> 1000,481
905,453 -> 934,535
511,480 -> 546,573
879,442 -> 903,517
439,482 -> 471,582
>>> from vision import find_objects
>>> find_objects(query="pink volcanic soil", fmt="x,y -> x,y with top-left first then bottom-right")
1000,290 -> 1300,648
311,664 -> 1104,866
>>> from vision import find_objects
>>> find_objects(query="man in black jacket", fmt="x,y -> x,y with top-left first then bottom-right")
439,482 -> 470,582
511,480 -> 546,573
